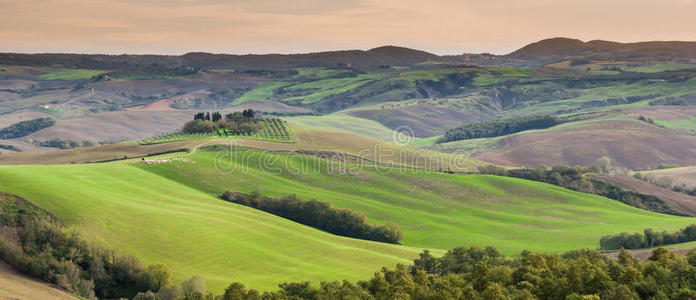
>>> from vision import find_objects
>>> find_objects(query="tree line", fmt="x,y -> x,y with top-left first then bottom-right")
221,191 -> 403,244
600,224 -> 696,250
137,246 -> 696,300
477,165 -> 682,215
0,117 -> 55,139
437,115 -> 562,143
183,110 -> 263,135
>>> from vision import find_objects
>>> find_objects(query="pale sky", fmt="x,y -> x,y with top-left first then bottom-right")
1,0 -> 695,55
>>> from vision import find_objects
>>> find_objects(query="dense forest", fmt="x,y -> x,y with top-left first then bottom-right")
221,191 -> 403,244
0,118 -> 55,139
478,165 -> 680,215
437,115 -> 561,143
601,224 -> 696,250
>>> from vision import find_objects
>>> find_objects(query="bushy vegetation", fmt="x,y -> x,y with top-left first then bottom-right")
37,138 -> 80,149
0,144 -> 20,152
133,245 -> 696,300
437,115 -> 562,143
0,118 -> 55,139
601,224 -> 696,250
221,191 -> 403,244
478,165 -> 681,215
638,115 -> 656,124
0,192 -> 169,299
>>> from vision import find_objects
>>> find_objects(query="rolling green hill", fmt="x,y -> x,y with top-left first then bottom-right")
0,164 -> 424,292
137,149 -> 695,254
1,146 -> 695,292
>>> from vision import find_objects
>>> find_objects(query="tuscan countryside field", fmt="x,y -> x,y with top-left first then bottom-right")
3,1 -> 696,299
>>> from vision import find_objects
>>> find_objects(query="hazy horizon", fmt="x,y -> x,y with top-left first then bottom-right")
2,0 -> 696,56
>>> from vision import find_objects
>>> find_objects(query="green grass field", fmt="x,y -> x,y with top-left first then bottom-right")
1,146 -> 695,292
621,63 -> 696,73
39,68 -> 105,80
233,82 -> 290,104
137,150 -> 695,254
0,164 -> 424,292
655,114 -> 696,132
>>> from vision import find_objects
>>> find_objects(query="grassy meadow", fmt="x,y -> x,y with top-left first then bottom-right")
0,164 -> 425,292
2,145 -> 694,292
39,68 -> 105,80
137,150 -> 695,254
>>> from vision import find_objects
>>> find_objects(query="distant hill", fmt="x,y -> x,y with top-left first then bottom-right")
0,46 -> 440,70
4,39 -> 696,69
182,45 -> 440,69
507,37 -> 696,65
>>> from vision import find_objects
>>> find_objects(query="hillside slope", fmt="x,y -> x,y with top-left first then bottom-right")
588,174 -> 696,216
137,149 -> 695,254
470,117 -> 696,170
507,37 -> 696,64
0,164 -> 423,292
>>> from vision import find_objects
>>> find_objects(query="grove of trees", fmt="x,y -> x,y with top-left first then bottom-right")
183,110 -> 263,135
437,115 -> 561,143
221,191 -> 403,244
